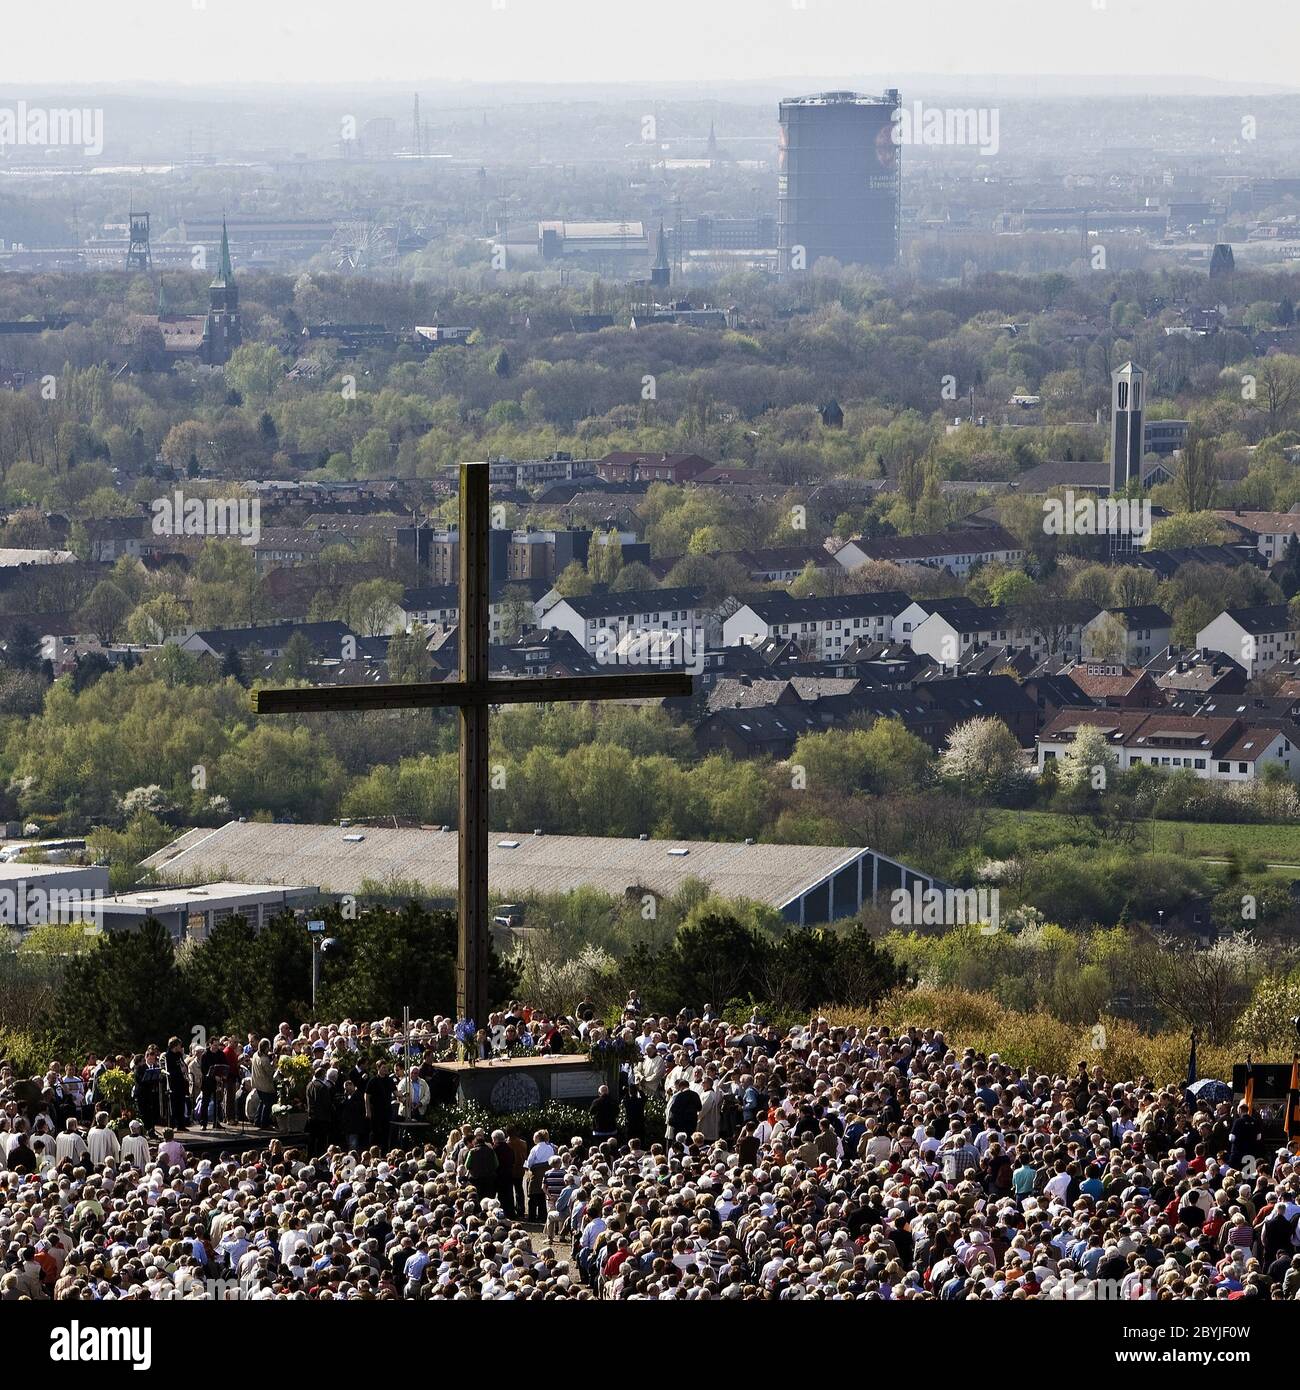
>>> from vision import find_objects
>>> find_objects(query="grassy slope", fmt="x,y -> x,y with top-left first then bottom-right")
988,808 -> 1300,867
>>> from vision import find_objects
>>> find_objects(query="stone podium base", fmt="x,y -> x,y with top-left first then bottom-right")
429,1054 -> 605,1113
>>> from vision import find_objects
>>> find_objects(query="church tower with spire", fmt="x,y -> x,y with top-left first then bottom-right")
649,221 -> 671,288
202,219 -> 243,365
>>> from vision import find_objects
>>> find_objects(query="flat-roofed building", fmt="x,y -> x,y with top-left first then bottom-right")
536,221 -> 649,273
89,881 -> 321,942
144,822 -> 948,928
0,863 -> 109,930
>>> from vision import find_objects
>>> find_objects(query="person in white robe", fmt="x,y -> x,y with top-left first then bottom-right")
187,1045 -> 205,1111
695,1079 -> 723,1142
86,1113 -> 120,1166
637,1045 -> 667,1099
120,1121 -> 152,1170
55,1119 -> 88,1166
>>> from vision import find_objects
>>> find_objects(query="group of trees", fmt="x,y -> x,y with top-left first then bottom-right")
5,258 -> 1300,532
50,903 -> 519,1054
344,744 -> 774,842
618,912 -> 908,1021
884,919 -> 1289,1048
7,618 -> 1300,941
40,901 -> 906,1057
0,659 -> 344,827
35,888 -> 909,1057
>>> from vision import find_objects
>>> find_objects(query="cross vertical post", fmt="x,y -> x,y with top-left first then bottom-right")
458,461 -> 491,1027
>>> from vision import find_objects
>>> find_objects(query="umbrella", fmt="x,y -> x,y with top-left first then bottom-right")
1185,1078 -> 1232,1105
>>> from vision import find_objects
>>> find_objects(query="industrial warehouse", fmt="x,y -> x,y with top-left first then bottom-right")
142,820 -> 947,927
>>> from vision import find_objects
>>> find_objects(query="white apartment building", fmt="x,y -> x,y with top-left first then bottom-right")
722,592 -> 910,660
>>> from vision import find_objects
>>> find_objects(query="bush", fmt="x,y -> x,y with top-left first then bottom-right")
832,985 -> 1236,1085
620,912 -> 906,1018
0,1026 -> 60,1078
0,942 -> 68,1037
1235,977 -> 1300,1054
513,942 -> 622,1021
53,918 -> 190,1055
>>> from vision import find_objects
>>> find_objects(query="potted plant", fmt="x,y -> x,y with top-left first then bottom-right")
94,1069 -> 136,1127
454,1019 -> 478,1066
274,1054 -> 313,1133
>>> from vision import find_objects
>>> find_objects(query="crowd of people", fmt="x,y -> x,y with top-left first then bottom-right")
0,1006 -> 587,1154
1,999 -> 1299,1300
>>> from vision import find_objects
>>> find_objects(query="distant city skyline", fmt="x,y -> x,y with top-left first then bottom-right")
2,0 -> 1298,90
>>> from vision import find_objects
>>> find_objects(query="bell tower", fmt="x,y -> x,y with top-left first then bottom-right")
203,218 -> 243,365
1110,361 -> 1144,493
649,221 -> 671,288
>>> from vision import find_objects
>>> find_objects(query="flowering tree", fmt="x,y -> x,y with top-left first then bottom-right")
939,717 -> 1026,797
1057,726 -> 1118,795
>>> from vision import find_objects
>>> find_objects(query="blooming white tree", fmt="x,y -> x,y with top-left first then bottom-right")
1235,976 -> 1300,1053
120,784 -> 173,819
939,717 -> 1026,794
1057,725 -> 1118,795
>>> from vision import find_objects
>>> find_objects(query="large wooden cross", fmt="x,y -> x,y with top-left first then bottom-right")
252,461 -> 693,1025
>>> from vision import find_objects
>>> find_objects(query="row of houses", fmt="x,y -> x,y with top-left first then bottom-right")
1037,708 -> 1298,784
150,583 -> 1174,691
830,510 -> 1300,579
694,673 -> 1037,760
830,525 -> 1026,579
719,591 -> 1154,667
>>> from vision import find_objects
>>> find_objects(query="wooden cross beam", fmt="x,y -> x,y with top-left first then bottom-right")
252,461 -> 693,1026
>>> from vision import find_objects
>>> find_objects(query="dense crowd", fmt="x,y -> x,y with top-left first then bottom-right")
1,1000 -> 1298,1300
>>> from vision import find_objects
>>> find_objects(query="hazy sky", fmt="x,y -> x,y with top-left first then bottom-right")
2,0 -> 1298,90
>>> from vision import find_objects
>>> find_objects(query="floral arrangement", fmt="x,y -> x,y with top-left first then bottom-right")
276,1053 -> 314,1106
94,1068 -> 135,1119
498,1032 -> 584,1059
454,1018 -> 478,1065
